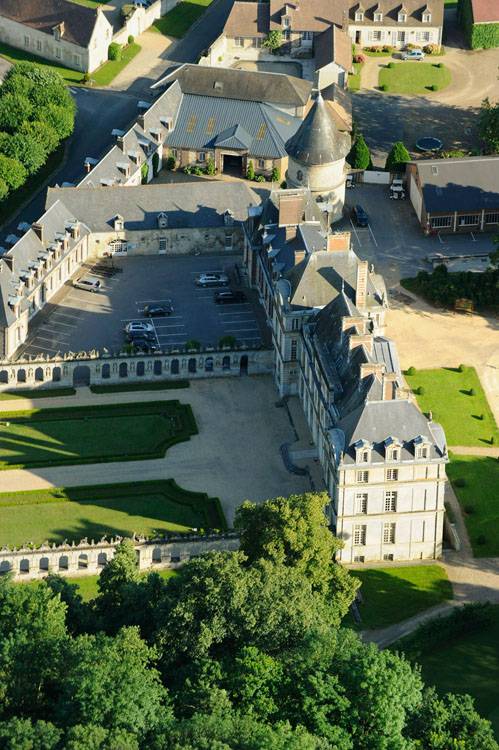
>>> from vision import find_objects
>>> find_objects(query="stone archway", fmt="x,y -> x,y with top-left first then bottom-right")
73,365 -> 91,387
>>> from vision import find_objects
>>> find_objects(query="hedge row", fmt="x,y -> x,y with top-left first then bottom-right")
458,0 -> 499,48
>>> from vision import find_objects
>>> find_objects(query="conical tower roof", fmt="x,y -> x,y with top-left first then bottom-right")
285,92 -> 350,167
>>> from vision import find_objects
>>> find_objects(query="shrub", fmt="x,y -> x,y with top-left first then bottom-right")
255,174 -> 265,182
353,54 -> 365,64
406,366 -> 416,376
185,339 -> 201,351
382,45 -> 393,53
468,388 -> 475,396
263,30 -> 283,51
82,73 -> 91,84
416,386 -> 425,395
429,84 -> 439,91
183,165 -> 192,174
246,160 -> 255,181
205,157 -> 216,175
387,62 -> 395,68
280,180 -> 287,189
152,151 -> 160,176
0,154 -> 27,191
459,364 -> 466,372
141,162 -> 149,184
347,134 -> 371,169
192,166 -> 203,175
385,141 -> 410,173
166,156 -> 176,170
379,83 -> 388,91
454,477 -> 466,488
423,44 -> 437,54
271,166 -> 280,182
0,177 -> 8,201
491,436 -> 495,445
219,335 -> 236,348
128,34 -> 135,45
108,43 -> 122,61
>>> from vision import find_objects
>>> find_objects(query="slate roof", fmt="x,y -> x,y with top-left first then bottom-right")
285,93 -> 351,166
412,156 -> 499,213
348,0 -> 444,27
165,94 -> 302,158
270,0 -> 345,32
0,0 -> 100,47
315,24 -> 353,73
470,0 -> 499,23
223,1 -> 271,37
45,182 -> 261,232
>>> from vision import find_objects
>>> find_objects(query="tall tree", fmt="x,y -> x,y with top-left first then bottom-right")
0,718 -> 61,750
385,141 -> 411,173
479,98 -> 499,154
347,134 -> 371,170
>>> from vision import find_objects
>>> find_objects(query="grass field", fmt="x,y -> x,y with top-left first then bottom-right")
351,565 -> 452,629
27,567 -> 177,601
447,453 -> 499,557
90,380 -> 189,394
379,62 -> 451,94
405,366 -> 498,446
69,0 -> 111,7
416,605 -> 499,737
151,0 -> 213,37
0,479 -> 226,547
0,388 -> 76,401
348,62 -> 363,91
0,400 -> 197,469
91,43 -> 141,87
0,42 -> 83,84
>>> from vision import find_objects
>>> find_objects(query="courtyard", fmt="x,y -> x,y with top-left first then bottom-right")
16,254 -> 267,360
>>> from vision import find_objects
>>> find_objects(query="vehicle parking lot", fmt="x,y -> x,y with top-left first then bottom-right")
340,184 -> 494,288
17,254 -> 268,359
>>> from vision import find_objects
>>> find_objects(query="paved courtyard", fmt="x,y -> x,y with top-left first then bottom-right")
17,254 -> 268,359
0,376 -> 313,526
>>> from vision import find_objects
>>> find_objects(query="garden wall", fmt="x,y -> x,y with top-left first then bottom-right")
0,533 -> 240,581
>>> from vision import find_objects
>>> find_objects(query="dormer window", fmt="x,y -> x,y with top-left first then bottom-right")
423,11 -> 431,22
355,439 -> 372,465
282,15 -> 291,28
374,11 -> 383,22
384,436 -> 402,461
355,10 -> 364,21
114,215 -> 124,232
414,435 -> 430,460
398,11 -> 407,22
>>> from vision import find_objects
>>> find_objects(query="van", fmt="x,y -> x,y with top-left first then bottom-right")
73,275 -> 101,292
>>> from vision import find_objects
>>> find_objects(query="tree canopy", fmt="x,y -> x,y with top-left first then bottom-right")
479,98 -> 499,154
385,141 -> 411,173
0,495 -> 496,750
347,134 -> 372,170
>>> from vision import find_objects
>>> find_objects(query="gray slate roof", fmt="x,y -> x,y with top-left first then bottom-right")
412,156 -> 499,213
285,93 -> 351,166
46,182 -> 261,231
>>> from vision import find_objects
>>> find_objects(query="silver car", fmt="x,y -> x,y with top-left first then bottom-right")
195,273 -> 229,287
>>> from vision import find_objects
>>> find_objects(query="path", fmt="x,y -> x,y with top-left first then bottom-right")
0,377 -> 312,526
450,446 -> 499,457
108,30 -> 175,94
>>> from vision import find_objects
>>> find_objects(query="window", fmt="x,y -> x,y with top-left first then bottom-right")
108,239 -> 127,254
431,216 -> 452,229
459,214 -> 480,226
485,212 -> 499,224
356,470 -> 369,484
421,31 -> 431,41
253,37 -> 262,48
361,450 -> 369,463
398,13 -> 407,22
292,317 -> 300,331
383,522 -> 396,544
73,54 -> 81,66
397,30 -> 406,41
386,468 -> 398,481
258,159 -> 265,169
383,553 -> 394,561
369,30 -> 382,41
355,11 -> 364,21
37,40 -> 42,52
159,238 -> 167,252
301,31 -> 313,41
416,446 -> 428,459
353,525 -> 367,545
282,16 -> 290,27
235,37 -> 244,47
374,12 -> 383,22
354,555 -> 365,563
198,152 -> 206,162
355,493 -> 368,514
384,491 -> 397,512
296,169 -> 303,182
225,232 -> 233,249
24,36 -> 30,47
423,12 -> 431,22
55,47 -> 61,59
290,339 -> 297,361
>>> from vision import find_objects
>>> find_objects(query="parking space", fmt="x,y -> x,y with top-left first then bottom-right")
17,255 -> 267,359
340,184 -> 493,288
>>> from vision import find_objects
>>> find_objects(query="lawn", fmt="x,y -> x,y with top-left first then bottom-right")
447,453 -> 499,557
351,565 -> 452,629
91,43 -> 141,87
0,42 -> 84,84
415,605 -> 499,737
0,400 -> 197,469
0,388 -> 76,401
378,62 -> 451,94
405,366 -> 498,446
151,0 -> 213,38
348,62 -> 363,91
0,479 -> 226,547
27,568 -> 177,601
69,0 -> 111,7
90,380 -> 189,394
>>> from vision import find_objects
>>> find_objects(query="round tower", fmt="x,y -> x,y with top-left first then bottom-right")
285,92 -> 351,222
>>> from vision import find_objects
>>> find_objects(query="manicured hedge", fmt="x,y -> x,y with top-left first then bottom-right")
458,0 -> 499,48
401,264 -> 499,311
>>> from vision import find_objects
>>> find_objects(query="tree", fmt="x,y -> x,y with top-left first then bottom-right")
346,134 -> 371,169
479,98 -> 499,153
96,539 -> 141,627
21,121 -> 60,154
0,718 -> 61,750
263,30 -> 283,52
205,156 -> 216,175
41,104 -> 75,141
223,646 -> 283,720
0,93 -> 32,133
0,178 -> 8,201
0,153 -> 26,191
385,140 -> 411,173
64,724 -> 140,750
247,159 -> 255,180
4,132 -> 47,175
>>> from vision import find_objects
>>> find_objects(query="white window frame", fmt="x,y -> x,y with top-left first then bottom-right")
353,524 -> 367,546
386,468 -> 398,481
374,12 -> 383,22
258,159 -> 265,169
383,522 -> 396,544
282,16 -> 291,28
423,12 -> 431,22
24,35 -> 30,47
36,39 -> 42,52
355,11 -> 364,21
416,445 -> 429,459
398,13 -> 407,22
384,491 -> 397,512
235,37 -> 244,47
355,493 -> 368,514
431,216 -> 452,229
356,470 -> 369,484
198,151 -> 206,162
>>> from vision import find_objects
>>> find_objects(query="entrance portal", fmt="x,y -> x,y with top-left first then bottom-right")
222,154 -> 244,176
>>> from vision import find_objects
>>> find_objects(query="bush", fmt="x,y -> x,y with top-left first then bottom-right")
280,180 -> 287,189
423,44 -> 437,54
382,45 -> 393,53
255,174 -> 265,182
185,340 -> 201,351
166,156 -> 176,170
459,364 -> 466,372
271,166 -> 280,182
183,166 -> 192,174
406,366 -> 416,376
152,151 -> 160,176
219,335 -> 236,348
246,160 -> 255,181
141,162 -> 149,184
347,134 -> 371,169
416,386 -> 425,395
205,157 -> 216,175
192,166 -> 203,176
385,141 -> 410,173
468,388 -> 475,396
387,62 -> 395,68
108,43 -> 122,62
353,54 -> 365,64
379,83 -> 388,91
82,73 -> 91,84
429,84 -> 439,91
128,35 -> 135,45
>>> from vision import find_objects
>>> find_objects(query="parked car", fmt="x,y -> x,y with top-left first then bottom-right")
126,330 -> 156,343
214,290 -> 246,304
351,205 -> 369,227
401,49 -> 425,61
124,321 -> 154,335
73,275 -> 101,293
195,273 -> 229,288
129,337 -> 159,354
143,303 -> 173,317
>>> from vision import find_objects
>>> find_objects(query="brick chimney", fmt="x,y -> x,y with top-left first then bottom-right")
360,362 -> 385,380
349,333 -> 373,355
32,223 -> 44,244
341,315 -> 366,332
327,231 -> 350,252
355,260 -> 369,309
382,372 -> 398,400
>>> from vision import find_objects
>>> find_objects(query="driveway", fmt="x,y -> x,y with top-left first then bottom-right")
0,376 -> 312,526
108,31 -> 175,95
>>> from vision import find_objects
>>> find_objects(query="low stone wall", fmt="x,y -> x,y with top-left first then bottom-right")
0,347 -> 273,390
0,534 -> 240,581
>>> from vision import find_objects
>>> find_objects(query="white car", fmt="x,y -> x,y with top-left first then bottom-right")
402,49 -> 425,61
195,273 -> 229,288
73,275 -> 101,292
124,321 -> 154,335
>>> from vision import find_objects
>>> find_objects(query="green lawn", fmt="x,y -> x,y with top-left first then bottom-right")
352,565 -> 452,629
415,605 -> 499,737
91,43 -> 141,87
447,453 -> 499,557
0,400 -> 197,469
0,388 -> 76,401
0,479 -> 226,547
405,366 -> 498,446
379,62 -> 451,94
27,568 -> 177,601
69,0 -> 111,7
90,380 -> 189,394
151,0 -> 213,38
348,62 -> 363,91
0,42 -> 84,84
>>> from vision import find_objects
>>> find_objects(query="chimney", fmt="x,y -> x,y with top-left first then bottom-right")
360,362 -> 385,380
59,21 -> 65,37
117,135 -> 124,151
355,260 -> 368,309
342,315 -> 366,333
294,249 -> 305,265
349,333 -> 373,355
285,226 -> 297,242
382,372 -> 398,401
138,114 -> 145,129
32,223 -> 44,244
327,231 -> 350,252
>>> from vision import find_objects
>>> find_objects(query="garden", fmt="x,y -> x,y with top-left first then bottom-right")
0,400 -> 197,469
0,479 -> 226,547
401,263 -> 499,313
378,62 -> 451,94
349,564 -> 452,629
152,0 -> 213,38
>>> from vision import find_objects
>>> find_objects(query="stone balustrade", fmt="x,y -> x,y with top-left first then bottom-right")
0,533 -> 240,581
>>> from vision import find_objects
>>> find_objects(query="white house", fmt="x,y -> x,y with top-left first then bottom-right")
348,0 -> 444,49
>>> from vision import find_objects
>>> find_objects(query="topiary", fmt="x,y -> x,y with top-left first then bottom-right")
108,42 -> 122,62
416,386 -> 425,395
406,366 -> 416,376
379,83 -> 388,91
458,364 -> 466,372
128,34 -> 135,45
387,62 -> 395,69
468,388 -> 475,396
246,160 -> 255,180
429,84 -> 439,91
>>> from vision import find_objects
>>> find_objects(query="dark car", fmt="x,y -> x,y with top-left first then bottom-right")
126,329 -> 156,344
214,290 -> 246,304
129,337 -> 159,353
144,303 -> 173,317
352,205 -> 369,227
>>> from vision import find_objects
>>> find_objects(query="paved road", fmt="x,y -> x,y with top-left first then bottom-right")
162,0 -> 235,66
